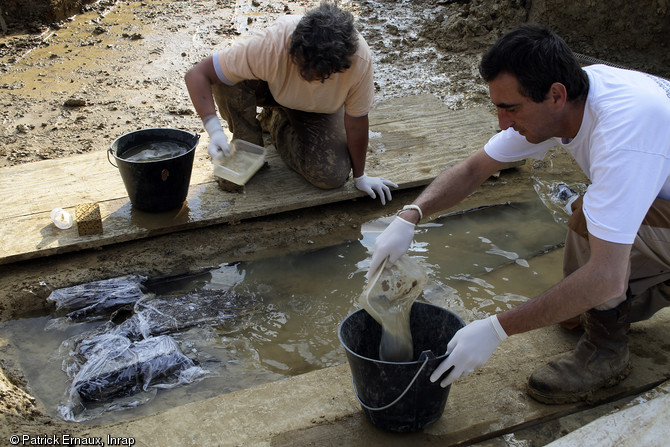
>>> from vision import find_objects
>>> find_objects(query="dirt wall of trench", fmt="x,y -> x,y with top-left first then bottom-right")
418,0 -> 669,79
528,0 -> 670,78
1,0 -> 98,28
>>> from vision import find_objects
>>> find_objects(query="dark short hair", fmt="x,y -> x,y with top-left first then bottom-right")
289,2 -> 358,82
479,24 -> 589,102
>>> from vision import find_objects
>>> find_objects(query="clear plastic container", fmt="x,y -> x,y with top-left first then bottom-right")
212,140 -> 265,185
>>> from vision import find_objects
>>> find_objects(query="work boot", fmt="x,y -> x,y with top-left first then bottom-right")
527,300 -> 632,404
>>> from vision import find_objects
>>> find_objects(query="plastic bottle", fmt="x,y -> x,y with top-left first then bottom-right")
554,183 -> 578,215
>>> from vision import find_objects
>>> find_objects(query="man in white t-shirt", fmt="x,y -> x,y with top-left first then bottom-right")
185,2 -> 396,203
369,24 -> 670,404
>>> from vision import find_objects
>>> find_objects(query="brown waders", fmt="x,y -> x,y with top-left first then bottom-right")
212,80 -> 352,189
528,196 -> 670,404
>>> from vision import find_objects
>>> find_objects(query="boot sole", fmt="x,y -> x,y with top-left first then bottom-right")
527,364 -> 632,405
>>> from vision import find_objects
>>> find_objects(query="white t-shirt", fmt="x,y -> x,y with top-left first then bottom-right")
213,15 -> 374,117
484,65 -> 670,244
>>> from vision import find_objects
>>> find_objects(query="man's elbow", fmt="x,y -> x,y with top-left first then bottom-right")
184,68 -> 197,87
462,149 -> 508,185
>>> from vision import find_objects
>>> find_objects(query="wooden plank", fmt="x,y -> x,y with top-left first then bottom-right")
0,95 -> 497,264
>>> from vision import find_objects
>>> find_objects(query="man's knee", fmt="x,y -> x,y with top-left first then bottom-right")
310,175 -> 348,190
629,280 -> 670,323
300,144 -> 351,189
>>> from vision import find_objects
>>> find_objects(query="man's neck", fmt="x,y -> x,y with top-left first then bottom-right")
563,97 -> 587,140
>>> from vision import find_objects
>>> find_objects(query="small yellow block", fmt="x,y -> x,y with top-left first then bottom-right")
75,203 -> 103,236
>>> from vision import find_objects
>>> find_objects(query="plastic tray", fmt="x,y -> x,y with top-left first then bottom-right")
212,140 -> 265,185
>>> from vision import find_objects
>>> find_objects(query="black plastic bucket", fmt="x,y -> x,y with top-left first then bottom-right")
338,301 -> 464,432
108,128 -> 200,212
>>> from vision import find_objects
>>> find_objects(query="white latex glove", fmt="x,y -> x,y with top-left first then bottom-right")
203,114 -> 231,163
430,315 -> 508,388
368,216 -> 415,277
354,174 -> 398,205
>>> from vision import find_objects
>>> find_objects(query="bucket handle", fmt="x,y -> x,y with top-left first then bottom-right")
351,350 -> 433,412
107,148 -> 118,168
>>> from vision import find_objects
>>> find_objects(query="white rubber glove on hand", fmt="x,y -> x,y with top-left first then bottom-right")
354,174 -> 398,205
430,315 -> 508,388
368,216 -> 415,277
203,114 -> 231,163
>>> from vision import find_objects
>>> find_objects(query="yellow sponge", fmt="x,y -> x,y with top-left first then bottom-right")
75,203 -> 103,236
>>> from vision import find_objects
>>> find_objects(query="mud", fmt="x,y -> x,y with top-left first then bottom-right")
1,0 -> 668,440
1,0 -> 668,167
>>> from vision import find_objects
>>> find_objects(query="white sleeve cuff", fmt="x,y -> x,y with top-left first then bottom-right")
490,315 -> 508,341
212,51 -> 235,85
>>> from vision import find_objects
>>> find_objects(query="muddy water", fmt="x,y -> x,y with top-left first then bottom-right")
0,187 -> 571,424
120,140 -> 192,162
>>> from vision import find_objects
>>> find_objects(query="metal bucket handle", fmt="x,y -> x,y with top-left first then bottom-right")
107,147 -> 118,168
352,350 -> 435,412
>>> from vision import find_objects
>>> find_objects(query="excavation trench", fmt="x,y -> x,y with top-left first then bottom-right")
2,185 -> 574,425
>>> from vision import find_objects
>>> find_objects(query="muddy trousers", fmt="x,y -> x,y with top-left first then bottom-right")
528,196 -> 670,404
211,80 -> 352,189
564,195 -> 670,318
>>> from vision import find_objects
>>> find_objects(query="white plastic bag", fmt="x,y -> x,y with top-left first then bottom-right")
360,255 -> 428,362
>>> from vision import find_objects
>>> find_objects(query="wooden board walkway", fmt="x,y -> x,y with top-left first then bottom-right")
0,95 -> 497,265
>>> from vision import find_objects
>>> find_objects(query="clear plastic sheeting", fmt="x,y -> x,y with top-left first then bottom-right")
59,334 -> 207,421
533,179 -> 586,224
117,290 -> 261,339
47,275 -> 148,322
52,286 -> 261,421
360,255 -> 428,362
